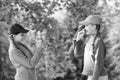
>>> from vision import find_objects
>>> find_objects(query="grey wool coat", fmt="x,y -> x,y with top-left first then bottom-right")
9,39 -> 43,80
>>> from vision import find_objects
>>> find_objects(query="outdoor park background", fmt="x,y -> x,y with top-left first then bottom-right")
0,0 -> 120,80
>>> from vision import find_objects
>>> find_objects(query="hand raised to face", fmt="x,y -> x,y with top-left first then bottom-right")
76,29 -> 86,41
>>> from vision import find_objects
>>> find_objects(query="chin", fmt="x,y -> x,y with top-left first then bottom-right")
86,33 -> 90,35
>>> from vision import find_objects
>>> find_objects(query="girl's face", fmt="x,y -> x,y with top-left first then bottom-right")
85,24 -> 96,35
14,33 -> 26,42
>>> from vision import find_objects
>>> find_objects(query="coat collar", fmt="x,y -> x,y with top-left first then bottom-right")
9,39 -> 33,57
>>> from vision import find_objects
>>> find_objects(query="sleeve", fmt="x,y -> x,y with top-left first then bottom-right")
92,38 -> 105,80
12,48 -> 43,68
30,48 -> 43,67
74,40 -> 84,57
68,44 -> 74,59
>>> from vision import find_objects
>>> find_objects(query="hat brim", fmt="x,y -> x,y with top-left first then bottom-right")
22,29 -> 29,33
79,20 -> 90,26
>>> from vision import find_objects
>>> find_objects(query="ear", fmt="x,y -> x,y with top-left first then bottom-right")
9,34 -> 14,40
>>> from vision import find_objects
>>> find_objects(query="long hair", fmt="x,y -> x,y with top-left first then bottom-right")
95,24 -> 101,37
9,34 -> 28,58
96,24 -> 100,32
9,34 -> 20,50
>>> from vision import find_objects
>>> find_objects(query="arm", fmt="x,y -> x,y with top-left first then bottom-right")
92,39 -> 105,80
30,48 -> 44,67
12,47 -> 44,68
74,40 -> 84,57
74,30 -> 85,57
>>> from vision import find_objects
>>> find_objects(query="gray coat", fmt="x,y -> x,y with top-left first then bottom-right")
9,40 -> 42,80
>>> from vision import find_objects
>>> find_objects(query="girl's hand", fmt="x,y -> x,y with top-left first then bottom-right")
76,29 -> 86,41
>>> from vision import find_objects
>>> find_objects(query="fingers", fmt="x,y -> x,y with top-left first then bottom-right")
36,40 -> 46,50
76,30 -> 86,41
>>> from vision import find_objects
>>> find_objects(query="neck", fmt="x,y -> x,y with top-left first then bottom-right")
89,31 -> 100,37
9,38 -> 20,48
86,32 -> 100,41
9,38 -> 15,47
86,34 -> 96,38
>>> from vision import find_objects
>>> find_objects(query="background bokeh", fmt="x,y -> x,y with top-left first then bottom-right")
0,0 -> 120,80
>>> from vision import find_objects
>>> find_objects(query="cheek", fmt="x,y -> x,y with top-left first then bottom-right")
19,36 -> 23,40
19,35 -> 24,40
85,27 -> 89,31
85,27 -> 91,33
16,36 -> 22,41
85,27 -> 94,33
23,35 -> 27,39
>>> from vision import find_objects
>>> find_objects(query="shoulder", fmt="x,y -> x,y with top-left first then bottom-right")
96,37 -> 102,43
9,46 -> 16,54
9,47 -> 18,60
94,37 -> 104,47
9,46 -> 23,57
9,47 -> 18,56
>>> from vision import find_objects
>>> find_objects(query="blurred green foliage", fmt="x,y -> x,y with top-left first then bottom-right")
1,0 -> 120,80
